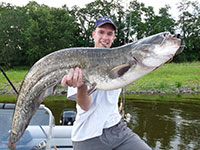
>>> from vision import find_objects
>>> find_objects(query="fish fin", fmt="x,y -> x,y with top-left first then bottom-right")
43,79 -> 61,98
43,87 -> 54,98
109,64 -> 131,79
87,86 -> 97,95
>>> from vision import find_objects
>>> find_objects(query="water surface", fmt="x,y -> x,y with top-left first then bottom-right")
125,100 -> 200,150
44,96 -> 200,150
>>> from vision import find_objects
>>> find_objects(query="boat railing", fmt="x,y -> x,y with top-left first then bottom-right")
0,103 -> 73,150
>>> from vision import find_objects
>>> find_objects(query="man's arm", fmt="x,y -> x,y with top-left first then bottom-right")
61,67 -> 91,111
77,84 -> 91,111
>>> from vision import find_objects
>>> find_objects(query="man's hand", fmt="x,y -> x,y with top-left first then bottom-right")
61,67 -> 91,111
61,67 -> 84,88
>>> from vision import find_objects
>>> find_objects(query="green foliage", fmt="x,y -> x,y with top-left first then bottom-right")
0,0 -> 200,68
158,81 -> 169,89
0,1 -> 79,66
175,81 -> 182,88
21,2 -> 79,65
0,4 -> 27,67
176,0 -> 200,62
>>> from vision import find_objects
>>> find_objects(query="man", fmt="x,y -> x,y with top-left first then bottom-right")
61,16 -> 152,150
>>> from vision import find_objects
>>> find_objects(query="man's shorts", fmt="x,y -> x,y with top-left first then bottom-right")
72,119 -> 153,150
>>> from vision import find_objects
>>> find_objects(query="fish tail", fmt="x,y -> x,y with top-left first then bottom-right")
8,138 -> 16,150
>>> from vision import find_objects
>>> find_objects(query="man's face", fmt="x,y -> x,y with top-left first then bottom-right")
92,24 -> 115,48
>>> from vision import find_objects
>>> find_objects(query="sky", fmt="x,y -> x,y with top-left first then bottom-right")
1,0 -> 183,19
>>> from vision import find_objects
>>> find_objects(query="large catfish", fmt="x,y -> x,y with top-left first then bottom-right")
8,32 -> 184,149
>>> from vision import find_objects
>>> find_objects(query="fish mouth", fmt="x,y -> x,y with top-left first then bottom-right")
176,39 -> 185,55
166,33 -> 185,55
172,34 -> 185,55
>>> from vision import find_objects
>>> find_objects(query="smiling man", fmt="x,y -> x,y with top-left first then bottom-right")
61,16 -> 152,150
92,17 -> 116,48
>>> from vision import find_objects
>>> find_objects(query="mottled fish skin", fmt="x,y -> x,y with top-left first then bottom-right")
8,32 -> 184,149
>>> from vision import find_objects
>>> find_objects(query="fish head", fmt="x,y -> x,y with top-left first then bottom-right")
132,32 -> 184,68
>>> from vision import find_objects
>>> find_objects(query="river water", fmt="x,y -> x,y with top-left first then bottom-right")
125,100 -> 200,150
43,95 -> 200,150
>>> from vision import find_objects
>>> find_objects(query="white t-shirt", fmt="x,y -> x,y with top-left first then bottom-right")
67,87 -> 122,141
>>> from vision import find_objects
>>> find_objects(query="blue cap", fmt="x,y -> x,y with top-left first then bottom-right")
94,16 -> 116,30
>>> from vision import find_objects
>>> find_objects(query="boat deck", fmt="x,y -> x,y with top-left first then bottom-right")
0,103 -> 73,150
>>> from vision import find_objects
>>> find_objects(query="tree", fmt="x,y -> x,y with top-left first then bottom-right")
70,0 -> 126,47
176,0 -> 200,61
127,0 -> 147,40
150,5 -> 176,35
1,0 -> 199,68
127,1 -> 176,41
0,3 -> 27,67
21,1 -> 79,65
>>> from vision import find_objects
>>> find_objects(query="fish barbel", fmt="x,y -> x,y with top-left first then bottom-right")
8,32 -> 184,149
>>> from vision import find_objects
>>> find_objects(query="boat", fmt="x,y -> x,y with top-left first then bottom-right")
0,103 -> 74,150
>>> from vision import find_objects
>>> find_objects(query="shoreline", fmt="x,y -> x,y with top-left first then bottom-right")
1,87 -> 199,95
1,88 -> 200,105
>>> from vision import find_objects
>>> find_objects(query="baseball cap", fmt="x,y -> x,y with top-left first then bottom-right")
94,16 -> 117,30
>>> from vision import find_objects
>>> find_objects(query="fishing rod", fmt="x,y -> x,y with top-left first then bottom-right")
119,7 -> 133,119
0,67 -> 19,95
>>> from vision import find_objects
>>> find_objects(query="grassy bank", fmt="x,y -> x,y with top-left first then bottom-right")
0,62 -> 200,94
0,67 -> 28,92
126,61 -> 200,94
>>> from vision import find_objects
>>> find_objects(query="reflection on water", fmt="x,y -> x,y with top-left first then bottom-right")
45,97 -> 200,150
125,101 -> 200,150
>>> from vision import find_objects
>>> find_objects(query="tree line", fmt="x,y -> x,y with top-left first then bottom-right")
0,0 -> 199,68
